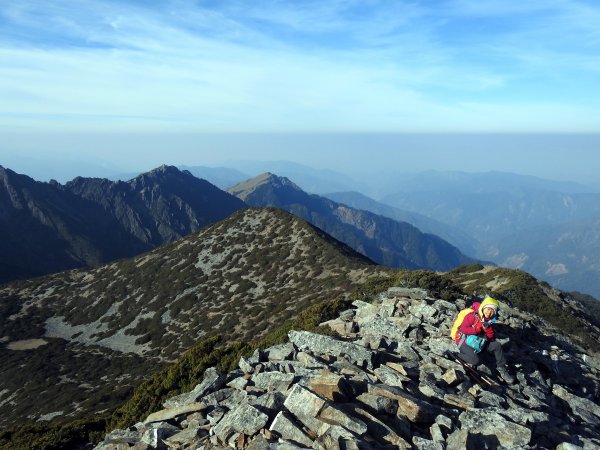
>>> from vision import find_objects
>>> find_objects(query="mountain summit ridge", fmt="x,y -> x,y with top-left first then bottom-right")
0,207 -> 380,428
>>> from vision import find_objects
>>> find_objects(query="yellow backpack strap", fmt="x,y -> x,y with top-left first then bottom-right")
450,307 -> 474,340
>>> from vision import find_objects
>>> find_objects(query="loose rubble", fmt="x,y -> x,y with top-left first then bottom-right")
95,287 -> 600,449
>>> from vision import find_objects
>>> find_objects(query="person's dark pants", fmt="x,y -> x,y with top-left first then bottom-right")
458,340 -> 506,367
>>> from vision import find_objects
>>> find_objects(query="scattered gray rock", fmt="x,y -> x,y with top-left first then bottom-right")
212,403 -> 269,442
163,366 -> 224,408
269,411 -> 314,447
288,330 -> 373,369
264,343 -> 295,362
459,408 -> 532,448
251,371 -> 295,393
144,402 -> 206,424
93,287 -> 600,450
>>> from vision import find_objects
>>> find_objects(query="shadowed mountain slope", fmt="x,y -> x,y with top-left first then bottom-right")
0,165 -> 245,284
0,207 -> 381,427
228,173 -> 478,271
325,190 -> 478,256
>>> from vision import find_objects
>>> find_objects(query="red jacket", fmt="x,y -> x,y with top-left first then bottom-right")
455,302 -> 495,344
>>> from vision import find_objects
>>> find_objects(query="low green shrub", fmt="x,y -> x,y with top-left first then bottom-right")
0,415 -> 108,450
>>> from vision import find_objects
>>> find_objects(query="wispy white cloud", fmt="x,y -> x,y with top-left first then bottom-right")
0,0 -> 599,132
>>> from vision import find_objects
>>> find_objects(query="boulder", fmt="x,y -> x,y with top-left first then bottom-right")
144,402 -> 206,424
443,393 -> 476,409
212,404 -> 269,443
553,384 -> 600,426
283,383 -> 328,433
263,343 -> 295,361
441,368 -> 464,386
352,406 -> 410,448
140,422 -> 179,447
458,409 -> 532,448
288,331 -> 373,369
374,365 -> 406,388
296,351 -> 326,369
360,316 -> 412,342
163,367 -> 224,408
308,370 -> 347,402
251,371 -> 295,392
368,384 -> 435,423
317,404 -> 368,436
269,411 -> 314,447
356,392 -> 397,415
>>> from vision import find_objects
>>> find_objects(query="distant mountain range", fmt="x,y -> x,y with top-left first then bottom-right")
178,165 -> 250,190
374,171 -> 600,298
380,170 -> 595,196
227,173 -> 478,271
0,166 -> 477,286
0,165 -> 244,283
3,163 -> 600,297
487,217 -> 600,295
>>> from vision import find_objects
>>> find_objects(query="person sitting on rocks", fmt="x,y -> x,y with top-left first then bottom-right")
455,296 -> 515,384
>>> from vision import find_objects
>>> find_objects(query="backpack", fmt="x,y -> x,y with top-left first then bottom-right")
464,334 -> 486,353
450,307 -> 474,340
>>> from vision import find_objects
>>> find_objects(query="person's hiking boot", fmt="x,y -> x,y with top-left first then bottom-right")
498,366 -> 515,384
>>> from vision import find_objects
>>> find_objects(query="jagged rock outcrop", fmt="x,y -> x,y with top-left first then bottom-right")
95,288 -> 600,449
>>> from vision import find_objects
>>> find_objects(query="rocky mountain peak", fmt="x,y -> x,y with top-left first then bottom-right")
0,165 -> 248,284
129,164 -> 192,187
95,287 -> 600,449
0,165 -> 17,192
0,165 -> 32,188
148,164 -> 185,176
227,172 -> 302,202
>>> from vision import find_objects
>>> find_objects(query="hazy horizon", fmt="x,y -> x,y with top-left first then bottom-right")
2,132 -> 599,189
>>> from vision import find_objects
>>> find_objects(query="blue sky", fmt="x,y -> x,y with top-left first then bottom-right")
2,0 -> 600,133
1,1 -> 600,186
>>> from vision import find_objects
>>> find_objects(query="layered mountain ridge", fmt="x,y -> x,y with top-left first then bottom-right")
228,173 -> 478,271
2,164 -> 600,449
0,165 -> 245,283
324,190 -> 477,256
1,166 -> 482,288
374,171 -> 600,297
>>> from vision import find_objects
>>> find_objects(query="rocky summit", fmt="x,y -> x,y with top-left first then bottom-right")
94,287 -> 600,450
